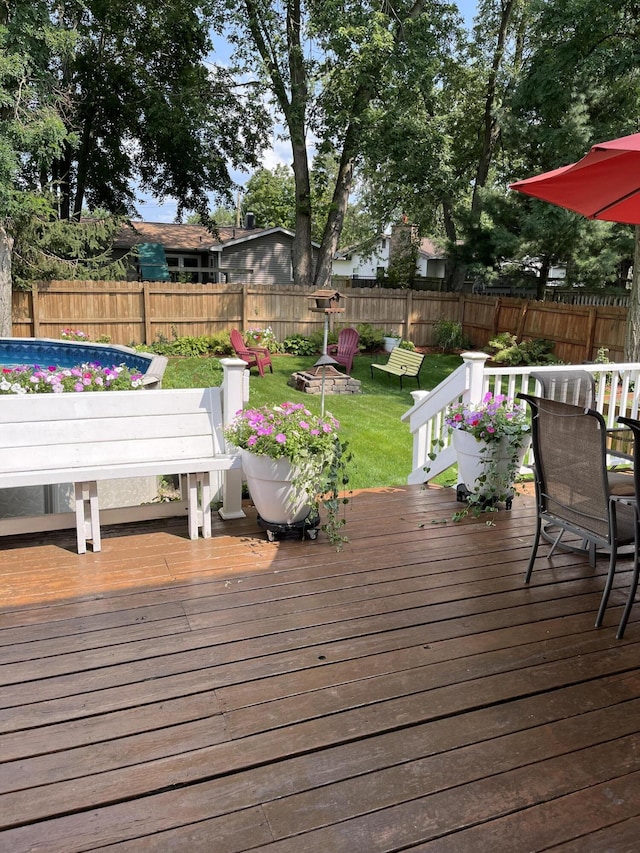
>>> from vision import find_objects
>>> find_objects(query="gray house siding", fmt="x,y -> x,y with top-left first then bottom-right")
221,234 -> 294,286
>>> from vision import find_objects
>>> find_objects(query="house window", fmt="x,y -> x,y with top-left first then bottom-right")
379,238 -> 387,251
166,254 -> 201,283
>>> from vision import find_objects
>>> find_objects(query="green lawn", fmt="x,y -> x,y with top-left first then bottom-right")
163,351 -> 462,491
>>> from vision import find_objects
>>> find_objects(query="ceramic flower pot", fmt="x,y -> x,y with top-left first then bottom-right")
383,336 -> 401,352
452,429 -> 530,499
240,449 -> 313,525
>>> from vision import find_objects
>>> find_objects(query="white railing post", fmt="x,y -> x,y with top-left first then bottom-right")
461,351 -> 490,405
219,358 -> 247,519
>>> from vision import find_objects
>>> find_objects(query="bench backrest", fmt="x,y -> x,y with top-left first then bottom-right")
387,349 -> 424,374
0,387 -> 227,475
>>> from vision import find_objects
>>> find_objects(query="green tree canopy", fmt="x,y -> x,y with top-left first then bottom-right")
0,0 -> 270,331
215,0 -> 458,287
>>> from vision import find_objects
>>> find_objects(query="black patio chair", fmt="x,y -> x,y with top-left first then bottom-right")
518,394 -> 637,637
597,414 -> 640,638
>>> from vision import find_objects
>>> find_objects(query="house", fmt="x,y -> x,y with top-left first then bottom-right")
113,218 -> 319,286
332,223 -> 447,285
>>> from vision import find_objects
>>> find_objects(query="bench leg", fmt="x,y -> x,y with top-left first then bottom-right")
219,467 -> 245,520
186,472 -> 212,540
74,481 -> 100,553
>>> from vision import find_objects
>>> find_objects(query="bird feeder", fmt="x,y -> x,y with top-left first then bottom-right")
309,289 -> 346,314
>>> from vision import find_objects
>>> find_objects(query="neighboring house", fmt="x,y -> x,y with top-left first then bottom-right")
113,218 -> 319,286
415,237 -> 447,279
332,223 -> 447,284
332,234 -> 391,281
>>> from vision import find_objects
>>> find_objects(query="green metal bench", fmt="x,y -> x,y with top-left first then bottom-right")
370,348 -> 425,389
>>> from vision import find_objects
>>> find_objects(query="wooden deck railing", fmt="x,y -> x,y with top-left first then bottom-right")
402,352 -> 640,485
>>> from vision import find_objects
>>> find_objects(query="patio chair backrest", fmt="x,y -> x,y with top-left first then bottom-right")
530,369 -> 596,408
336,327 -> 360,357
230,329 -> 250,356
328,327 -> 360,373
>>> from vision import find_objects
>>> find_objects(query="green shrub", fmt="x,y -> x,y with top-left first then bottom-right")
282,333 -> 318,356
143,333 -> 222,357
207,331 -> 233,355
398,339 -> 416,351
487,333 -> 558,365
433,318 -> 472,352
356,323 -> 385,352
308,328 -> 338,352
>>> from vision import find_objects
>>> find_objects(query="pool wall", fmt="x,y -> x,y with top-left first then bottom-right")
0,337 -> 167,386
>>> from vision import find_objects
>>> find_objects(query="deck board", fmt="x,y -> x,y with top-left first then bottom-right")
1,485 -> 639,851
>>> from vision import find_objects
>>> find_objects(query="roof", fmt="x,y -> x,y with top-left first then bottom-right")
219,226 -> 296,249
114,221 -> 321,254
113,221 -> 272,252
418,237 -> 446,259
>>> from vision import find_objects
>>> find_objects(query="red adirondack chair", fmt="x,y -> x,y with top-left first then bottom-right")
327,327 -> 360,373
230,329 -> 273,377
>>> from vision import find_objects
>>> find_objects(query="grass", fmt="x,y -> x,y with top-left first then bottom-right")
163,351 -> 462,491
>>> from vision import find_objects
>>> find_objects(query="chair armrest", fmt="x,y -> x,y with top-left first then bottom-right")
246,345 -> 270,356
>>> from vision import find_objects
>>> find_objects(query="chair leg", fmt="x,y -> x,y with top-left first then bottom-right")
525,515 -> 542,583
617,520 -> 640,639
596,549 -> 618,628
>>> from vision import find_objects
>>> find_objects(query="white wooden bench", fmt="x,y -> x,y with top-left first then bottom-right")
0,359 -> 247,553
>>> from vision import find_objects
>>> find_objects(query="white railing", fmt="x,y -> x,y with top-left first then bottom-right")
402,352 -> 640,485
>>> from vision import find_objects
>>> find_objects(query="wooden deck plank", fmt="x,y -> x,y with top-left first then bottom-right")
1,485 -> 639,852
1,676 -> 638,849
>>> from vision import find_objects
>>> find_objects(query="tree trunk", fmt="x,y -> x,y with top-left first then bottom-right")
625,226 -> 640,360
290,139 -> 314,287
314,102 -> 364,288
0,225 -> 13,337
443,200 -> 467,291
536,256 -> 550,301
470,0 -> 514,216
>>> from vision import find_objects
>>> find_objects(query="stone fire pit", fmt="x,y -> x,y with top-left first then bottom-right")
288,366 -> 361,395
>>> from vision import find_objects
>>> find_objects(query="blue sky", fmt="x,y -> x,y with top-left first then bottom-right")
137,1 -> 478,222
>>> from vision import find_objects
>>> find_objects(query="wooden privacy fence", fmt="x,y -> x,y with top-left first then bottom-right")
11,280 -> 628,363
462,295 -> 627,363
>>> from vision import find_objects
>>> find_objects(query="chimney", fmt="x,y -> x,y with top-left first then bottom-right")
389,219 -> 419,261
244,212 -> 256,230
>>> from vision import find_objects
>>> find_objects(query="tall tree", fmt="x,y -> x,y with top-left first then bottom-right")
242,166 -> 297,231
0,1 -> 72,333
242,159 -> 378,247
356,0 -> 532,290
217,0 -> 458,287
49,0 -> 269,221
511,0 -> 640,355
0,0 -> 269,333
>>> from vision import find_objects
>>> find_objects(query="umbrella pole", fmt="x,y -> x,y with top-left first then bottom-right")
625,225 -> 640,361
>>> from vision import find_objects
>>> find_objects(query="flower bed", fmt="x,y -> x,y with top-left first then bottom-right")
0,363 -> 144,395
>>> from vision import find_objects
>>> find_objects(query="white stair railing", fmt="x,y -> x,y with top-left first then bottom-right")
403,353 -> 640,485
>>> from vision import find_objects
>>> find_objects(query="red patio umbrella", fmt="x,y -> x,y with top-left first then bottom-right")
510,132 -> 640,225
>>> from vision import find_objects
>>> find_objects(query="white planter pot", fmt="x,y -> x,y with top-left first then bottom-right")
452,429 -> 530,498
383,337 -> 401,352
240,449 -> 312,525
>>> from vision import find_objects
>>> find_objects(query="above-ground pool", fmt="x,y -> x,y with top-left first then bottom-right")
0,337 -> 167,386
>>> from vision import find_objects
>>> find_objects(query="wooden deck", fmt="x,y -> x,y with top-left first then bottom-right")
1,485 -> 639,852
